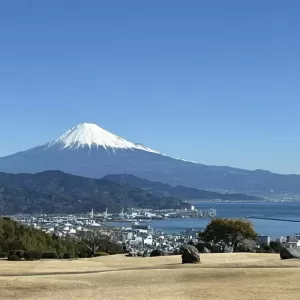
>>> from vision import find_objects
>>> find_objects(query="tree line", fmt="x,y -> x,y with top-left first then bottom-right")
0,217 -> 122,260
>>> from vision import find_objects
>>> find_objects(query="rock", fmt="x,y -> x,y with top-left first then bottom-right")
150,249 -> 165,257
280,248 -> 300,259
181,244 -> 200,264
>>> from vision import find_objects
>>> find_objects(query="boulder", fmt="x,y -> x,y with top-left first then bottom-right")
150,249 -> 165,257
280,248 -> 300,259
181,244 -> 200,264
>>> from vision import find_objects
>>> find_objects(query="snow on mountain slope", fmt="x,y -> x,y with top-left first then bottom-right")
47,123 -> 161,154
2,122 -> 296,195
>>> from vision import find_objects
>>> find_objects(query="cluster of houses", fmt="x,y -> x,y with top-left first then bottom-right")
10,207 -> 300,254
11,210 -> 198,255
118,222 -> 199,255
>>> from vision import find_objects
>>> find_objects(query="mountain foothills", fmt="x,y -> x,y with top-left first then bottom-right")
0,171 -> 189,214
103,174 -> 262,201
0,122 -> 299,195
0,171 -> 258,215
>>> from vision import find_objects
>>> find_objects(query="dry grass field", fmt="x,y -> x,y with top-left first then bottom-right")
1,253 -> 300,300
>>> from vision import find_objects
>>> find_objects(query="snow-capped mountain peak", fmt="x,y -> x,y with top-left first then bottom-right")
48,123 -> 160,153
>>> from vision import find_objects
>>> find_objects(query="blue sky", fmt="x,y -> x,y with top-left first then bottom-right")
0,1 -> 300,174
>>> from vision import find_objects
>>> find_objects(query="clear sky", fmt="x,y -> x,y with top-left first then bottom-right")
0,1 -> 299,174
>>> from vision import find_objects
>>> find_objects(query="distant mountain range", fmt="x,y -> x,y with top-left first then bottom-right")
103,174 -> 262,201
0,122 -> 299,195
0,170 -> 262,215
0,171 -> 189,214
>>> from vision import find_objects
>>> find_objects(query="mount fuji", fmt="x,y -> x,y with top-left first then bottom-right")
1,122 -> 300,195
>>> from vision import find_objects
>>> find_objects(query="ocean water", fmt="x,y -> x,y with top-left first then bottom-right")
106,201 -> 300,239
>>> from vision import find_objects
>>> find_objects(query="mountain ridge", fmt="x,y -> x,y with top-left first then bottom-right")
1,122 -> 300,195
0,170 -> 189,214
103,174 -> 263,201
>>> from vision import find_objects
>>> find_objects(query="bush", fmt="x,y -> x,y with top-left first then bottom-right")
270,241 -> 284,253
173,249 -> 181,255
261,244 -> 275,253
0,252 -> 9,258
63,253 -> 72,259
209,244 -> 224,253
24,251 -> 41,261
256,248 -> 265,253
41,252 -> 58,259
235,239 -> 257,253
94,252 -> 109,257
8,250 -> 25,257
8,254 -> 22,261
15,250 -> 25,258
78,253 -> 88,258
195,243 -> 211,253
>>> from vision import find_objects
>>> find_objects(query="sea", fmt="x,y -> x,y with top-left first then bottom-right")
106,201 -> 300,239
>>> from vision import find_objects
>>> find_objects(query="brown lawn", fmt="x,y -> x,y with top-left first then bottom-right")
0,253 -> 299,300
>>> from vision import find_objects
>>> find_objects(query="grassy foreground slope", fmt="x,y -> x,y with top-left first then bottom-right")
1,253 -> 300,300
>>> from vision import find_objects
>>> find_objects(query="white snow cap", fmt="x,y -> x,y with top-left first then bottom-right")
48,122 -> 161,154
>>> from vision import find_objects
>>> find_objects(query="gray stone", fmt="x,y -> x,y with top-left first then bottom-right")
181,244 -> 200,264
280,248 -> 300,259
150,249 -> 165,257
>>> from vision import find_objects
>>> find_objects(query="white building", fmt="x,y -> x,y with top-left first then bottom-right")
143,235 -> 153,246
256,235 -> 271,245
285,241 -> 300,248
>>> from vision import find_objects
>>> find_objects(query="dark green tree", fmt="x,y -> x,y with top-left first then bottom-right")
269,240 -> 284,253
199,218 -> 257,252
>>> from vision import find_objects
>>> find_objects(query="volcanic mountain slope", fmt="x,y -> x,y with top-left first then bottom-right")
103,174 -> 262,200
0,170 -> 188,214
1,122 -> 300,195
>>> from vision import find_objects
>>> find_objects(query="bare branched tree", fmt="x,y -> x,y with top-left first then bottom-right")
78,230 -> 109,256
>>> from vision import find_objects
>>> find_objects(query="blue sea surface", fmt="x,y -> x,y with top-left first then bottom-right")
106,201 -> 300,239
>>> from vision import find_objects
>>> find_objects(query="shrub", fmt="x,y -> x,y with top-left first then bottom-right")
270,241 -> 284,253
63,253 -> 72,259
41,252 -> 58,259
15,250 -> 25,258
209,244 -> 224,253
195,243 -> 211,253
235,239 -> 257,253
172,249 -> 181,255
9,250 -> 25,257
24,251 -> 41,261
256,248 -> 265,253
261,244 -> 275,253
0,252 -> 9,258
94,252 -> 109,257
78,253 -> 88,258
8,254 -> 22,261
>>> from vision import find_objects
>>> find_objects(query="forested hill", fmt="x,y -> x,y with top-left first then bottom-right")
0,171 -> 189,214
103,174 -> 263,201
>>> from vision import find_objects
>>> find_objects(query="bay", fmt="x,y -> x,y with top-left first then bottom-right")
106,201 -> 300,239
